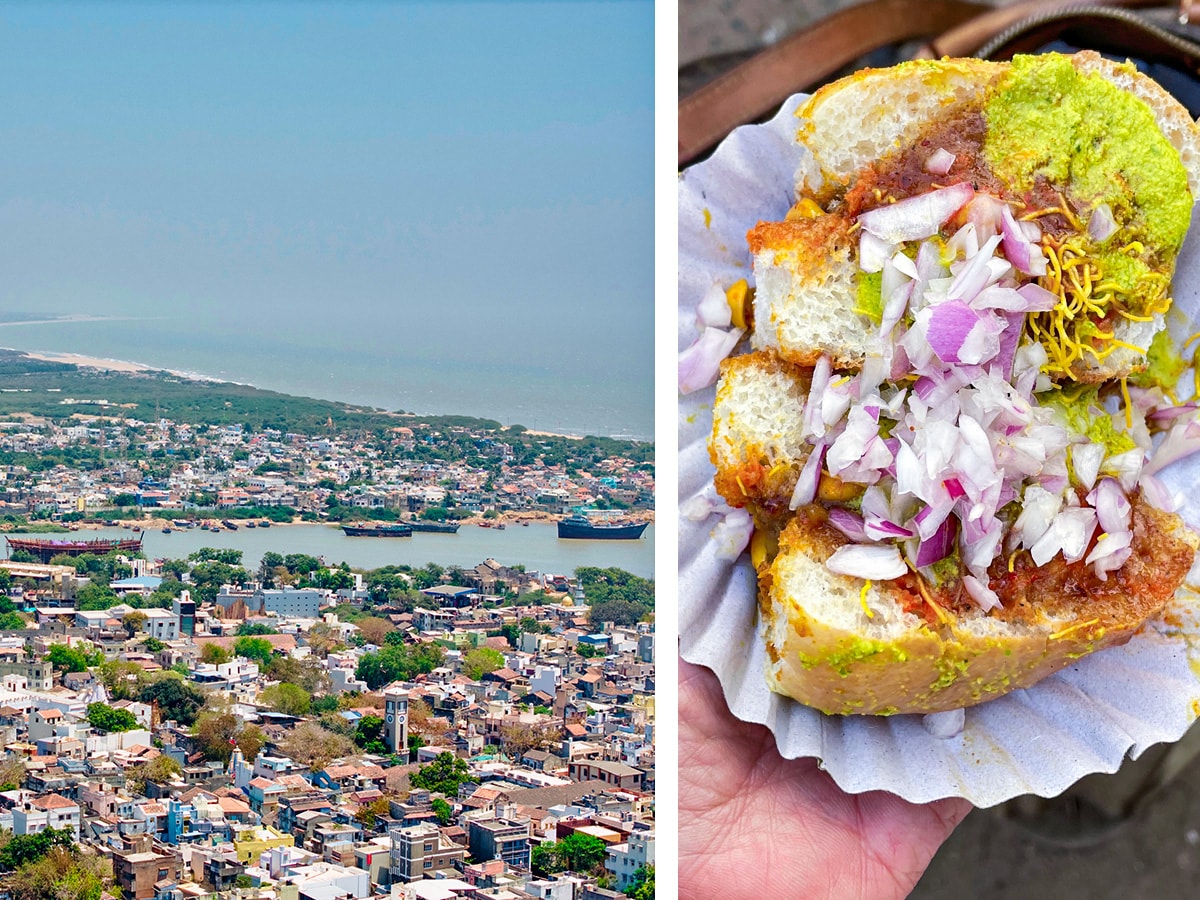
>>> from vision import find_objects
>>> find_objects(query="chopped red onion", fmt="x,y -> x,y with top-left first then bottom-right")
1145,417 -> 1200,477
1088,202 -> 1117,243
789,443 -> 826,510
915,516 -> 956,567
965,194 -> 1006,242
826,543 -> 908,580
921,301 -> 1001,366
859,231 -> 895,274
1087,477 -> 1132,535
857,182 -> 974,243
802,355 -> 833,439
1072,442 -> 1106,491
1086,531 -> 1132,580
922,708 -> 965,739
827,507 -> 868,542
696,283 -> 733,328
679,326 -> 743,394
962,574 -> 1001,612
925,148 -> 955,175
712,507 -> 754,561
947,235 -> 1003,303
1139,472 -> 1178,511
1030,507 -> 1096,566
1000,204 -> 1048,276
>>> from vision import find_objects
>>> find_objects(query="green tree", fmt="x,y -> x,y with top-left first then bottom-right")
47,644 -> 100,673
531,832 -> 608,875
138,678 -> 205,726
236,622 -> 279,636
462,646 -> 505,680
353,715 -> 387,754
126,754 -> 183,794
260,682 -> 311,717
121,610 -> 147,637
233,636 -> 274,668
431,797 -> 453,826
587,598 -> 647,628
628,865 -> 655,900
9,846 -> 107,900
408,752 -> 475,796
0,827 -> 74,869
86,703 -> 139,733
0,612 -> 26,630
188,547 -> 244,566
200,643 -> 232,664
266,656 -> 330,694
74,582 -> 120,611
355,642 -> 445,690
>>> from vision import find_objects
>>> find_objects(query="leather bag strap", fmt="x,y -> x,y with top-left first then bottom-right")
679,0 -> 1174,168
678,0 -> 989,167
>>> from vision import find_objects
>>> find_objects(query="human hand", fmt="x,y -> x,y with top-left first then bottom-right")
679,658 -> 973,899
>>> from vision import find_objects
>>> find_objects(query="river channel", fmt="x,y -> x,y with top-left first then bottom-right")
26,522 -> 655,579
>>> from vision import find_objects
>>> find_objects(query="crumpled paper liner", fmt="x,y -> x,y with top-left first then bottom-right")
678,94 -> 1200,808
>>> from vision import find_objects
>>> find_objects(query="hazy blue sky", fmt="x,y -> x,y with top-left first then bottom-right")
0,2 -> 654,438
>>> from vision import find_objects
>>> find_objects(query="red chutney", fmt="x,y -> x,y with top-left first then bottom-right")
836,109 -> 1075,237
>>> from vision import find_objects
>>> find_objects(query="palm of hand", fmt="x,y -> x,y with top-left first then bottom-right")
679,659 -> 972,900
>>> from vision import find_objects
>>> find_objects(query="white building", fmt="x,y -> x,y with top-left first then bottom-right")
605,829 -> 654,892
142,608 -> 181,641
13,793 -> 81,840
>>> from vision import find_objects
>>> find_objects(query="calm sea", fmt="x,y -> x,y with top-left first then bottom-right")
45,521 -> 655,579
0,315 -> 652,440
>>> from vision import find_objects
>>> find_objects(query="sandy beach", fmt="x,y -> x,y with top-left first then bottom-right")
19,350 -> 160,374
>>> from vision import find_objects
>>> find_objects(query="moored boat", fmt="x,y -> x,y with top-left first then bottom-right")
406,520 -> 460,534
342,522 -> 413,537
556,513 -> 649,540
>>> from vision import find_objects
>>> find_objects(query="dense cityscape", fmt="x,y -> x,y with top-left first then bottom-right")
0,388 -> 656,900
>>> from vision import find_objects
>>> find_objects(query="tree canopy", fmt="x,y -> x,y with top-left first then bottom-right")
355,642 -> 444,690
408,752 -> 475,796
86,703 -> 139,733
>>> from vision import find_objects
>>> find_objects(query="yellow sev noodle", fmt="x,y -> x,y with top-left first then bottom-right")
1025,230 -> 1168,378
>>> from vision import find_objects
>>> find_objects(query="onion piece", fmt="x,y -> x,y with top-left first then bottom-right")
1085,531 -> 1132,581
826,543 -> 908,580
1072,442 -> 1106,492
859,231 -> 897,274
712,507 -> 754,560
679,326 -> 743,394
857,182 -> 974,243
789,443 -> 826,510
925,148 -> 955,175
920,301 -> 1001,366
915,515 -> 956,567
1000,204 -> 1048,276
696,283 -> 732,328
1029,506 -> 1096,566
962,574 -> 1001,612
922,708 -> 965,739
827,508 -> 869,542
1088,202 -> 1117,243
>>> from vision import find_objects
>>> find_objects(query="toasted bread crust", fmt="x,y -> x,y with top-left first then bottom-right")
762,498 -> 1199,715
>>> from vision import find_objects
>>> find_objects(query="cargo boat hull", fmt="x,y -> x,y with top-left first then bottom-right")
342,523 -> 413,537
556,516 -> 648,540
407,520 -> 460,534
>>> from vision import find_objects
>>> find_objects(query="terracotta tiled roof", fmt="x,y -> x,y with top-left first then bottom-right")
32,793 -> 77,810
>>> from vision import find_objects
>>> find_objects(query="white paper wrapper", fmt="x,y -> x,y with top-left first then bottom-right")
678,93 -> 1200,808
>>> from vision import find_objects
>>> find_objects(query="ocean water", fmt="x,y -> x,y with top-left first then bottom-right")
0,314 -> 652,440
